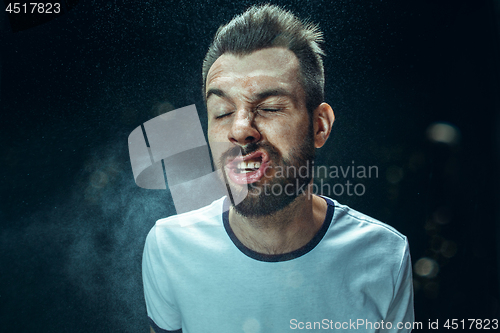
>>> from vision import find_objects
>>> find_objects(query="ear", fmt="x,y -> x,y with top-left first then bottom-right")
313,103 -> 335,148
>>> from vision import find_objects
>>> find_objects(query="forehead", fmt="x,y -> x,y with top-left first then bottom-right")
206,47 -> 301,96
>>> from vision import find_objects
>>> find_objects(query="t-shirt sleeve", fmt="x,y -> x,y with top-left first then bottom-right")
142,225 -> 183,332
381,238 -> 415,332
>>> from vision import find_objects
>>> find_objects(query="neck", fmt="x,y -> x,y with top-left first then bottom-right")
228,185 -> 327,255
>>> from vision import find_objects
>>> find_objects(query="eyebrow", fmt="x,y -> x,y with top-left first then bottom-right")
255,88 -> 293,101
206,88 -> 226,101
205,87 -> 293,102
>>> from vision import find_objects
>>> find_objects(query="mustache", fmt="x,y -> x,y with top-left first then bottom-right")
218,142 -> 279,167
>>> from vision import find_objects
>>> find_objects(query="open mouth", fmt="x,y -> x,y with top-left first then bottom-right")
226,151 -> 269,185
235,157 -> 262,173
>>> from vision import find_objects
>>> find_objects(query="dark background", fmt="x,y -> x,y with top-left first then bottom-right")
1,0 -> 499,332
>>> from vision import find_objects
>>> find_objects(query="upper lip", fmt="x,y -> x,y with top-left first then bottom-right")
226,150 -> 269,167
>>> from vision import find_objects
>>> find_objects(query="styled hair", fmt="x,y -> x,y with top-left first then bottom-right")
202,4 -> 325,114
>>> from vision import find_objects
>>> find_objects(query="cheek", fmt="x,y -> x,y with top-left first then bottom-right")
207,123 -> 223,142
208,126 -> 229,163
263,118 -> 306,147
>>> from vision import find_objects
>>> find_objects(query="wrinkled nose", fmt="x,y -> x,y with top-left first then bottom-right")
228,109 -> 261,147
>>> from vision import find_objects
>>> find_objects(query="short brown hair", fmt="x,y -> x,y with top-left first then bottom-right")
202,4 -> 325,114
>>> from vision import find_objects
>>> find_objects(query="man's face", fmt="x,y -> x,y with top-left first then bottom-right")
206,47 -> 314,216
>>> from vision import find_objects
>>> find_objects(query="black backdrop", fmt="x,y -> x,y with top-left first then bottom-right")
1,0 -> 499,332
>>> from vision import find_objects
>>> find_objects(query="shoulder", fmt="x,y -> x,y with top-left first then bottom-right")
144,196 -> 226,253
328,197 -> 407,242
322,196 -> 409,260
155,196 -> 226,228
321,197 -> 411,287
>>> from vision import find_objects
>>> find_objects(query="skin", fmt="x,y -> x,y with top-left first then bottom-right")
206,47 -> 335,255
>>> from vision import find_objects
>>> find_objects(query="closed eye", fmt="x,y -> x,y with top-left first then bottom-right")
260,108 -> 281,112
215,112 -> 233,119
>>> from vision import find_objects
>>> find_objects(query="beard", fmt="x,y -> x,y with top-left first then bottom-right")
218,124 -> 315,218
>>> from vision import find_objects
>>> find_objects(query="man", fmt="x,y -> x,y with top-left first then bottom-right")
143,5 -> 414,333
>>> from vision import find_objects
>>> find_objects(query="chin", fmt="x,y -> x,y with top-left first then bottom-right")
232,178 -> 308,218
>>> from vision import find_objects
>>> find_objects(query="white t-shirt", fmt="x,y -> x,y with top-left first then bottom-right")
143,196 -> 414,333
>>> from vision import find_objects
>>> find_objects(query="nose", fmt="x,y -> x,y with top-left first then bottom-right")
228,109 -> 261,146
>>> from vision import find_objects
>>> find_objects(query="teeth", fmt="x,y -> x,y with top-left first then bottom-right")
236,161 -> 261,170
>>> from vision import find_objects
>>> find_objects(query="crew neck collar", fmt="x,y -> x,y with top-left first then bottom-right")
222,196 -> 335,262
